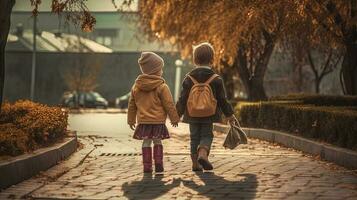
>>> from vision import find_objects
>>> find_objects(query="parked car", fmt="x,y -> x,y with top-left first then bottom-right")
61,91 -> 108,109
115,92 -> 130,109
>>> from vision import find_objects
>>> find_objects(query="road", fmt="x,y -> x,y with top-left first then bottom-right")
68,112 -> 132,137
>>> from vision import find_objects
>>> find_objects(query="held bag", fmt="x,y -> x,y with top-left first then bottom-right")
187,74 -> 219,117
223,120 -> 248,149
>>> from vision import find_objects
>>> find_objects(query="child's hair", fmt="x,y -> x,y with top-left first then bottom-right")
193,42 -> 214,66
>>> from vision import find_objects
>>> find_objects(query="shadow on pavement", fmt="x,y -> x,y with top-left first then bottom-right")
122,173 -> 180,199
182,172 -> 258,199
122,172 -> 257,199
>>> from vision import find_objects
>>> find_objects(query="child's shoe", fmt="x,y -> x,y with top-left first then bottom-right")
142,147 -> 153,173
197,146 -> 213,170
191,154 -> 203,171
153,145 -> 164,172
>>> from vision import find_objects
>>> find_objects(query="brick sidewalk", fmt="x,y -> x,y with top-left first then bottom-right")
1,123 -> 357,199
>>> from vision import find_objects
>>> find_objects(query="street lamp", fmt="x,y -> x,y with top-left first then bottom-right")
174,59 -> 183,102
30,15 -> 37,101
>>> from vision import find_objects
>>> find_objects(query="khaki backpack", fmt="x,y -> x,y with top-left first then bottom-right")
187,74 -> 219,117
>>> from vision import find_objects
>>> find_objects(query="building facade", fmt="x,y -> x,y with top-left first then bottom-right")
5,0 -> 186,105
9,0 -> 173,52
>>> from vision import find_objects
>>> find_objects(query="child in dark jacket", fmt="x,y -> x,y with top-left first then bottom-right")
176,42 -> 236,171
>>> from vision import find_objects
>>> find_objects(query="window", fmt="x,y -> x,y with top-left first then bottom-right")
86,93 -> 95,102
103,37 -> 112,46
93,29 -> 118,47
96,36 -> 104,44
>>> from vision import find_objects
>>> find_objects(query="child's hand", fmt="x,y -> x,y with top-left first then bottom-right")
129,124 -> 136,130
171,122 -> 178,127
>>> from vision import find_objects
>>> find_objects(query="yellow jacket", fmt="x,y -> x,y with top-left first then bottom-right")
127,74 -> 179,125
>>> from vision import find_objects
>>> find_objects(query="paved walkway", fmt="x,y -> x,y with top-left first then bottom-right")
1,123 -> 357,199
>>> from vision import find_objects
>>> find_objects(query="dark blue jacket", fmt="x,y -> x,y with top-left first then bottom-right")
176,67 -> 234,123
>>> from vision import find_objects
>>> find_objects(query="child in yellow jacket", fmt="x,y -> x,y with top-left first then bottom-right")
127,52 -> 179,173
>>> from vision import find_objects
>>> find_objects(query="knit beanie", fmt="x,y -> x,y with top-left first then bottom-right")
138,52 -> 164,75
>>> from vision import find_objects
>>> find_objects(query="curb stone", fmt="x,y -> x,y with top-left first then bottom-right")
0,136 -> 95,199
213,124 -> 357,170
0,136 -> 77,190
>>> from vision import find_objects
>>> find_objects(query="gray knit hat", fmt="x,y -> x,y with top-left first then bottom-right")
138,52 -> 164,75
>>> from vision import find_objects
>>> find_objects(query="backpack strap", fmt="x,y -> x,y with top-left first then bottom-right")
187,75 -> 199,85
205,74 -> 219,84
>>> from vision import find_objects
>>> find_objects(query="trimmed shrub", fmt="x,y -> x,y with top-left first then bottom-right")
0,100 -> 68,156
0,123 -> 31,156
236,102 -> 357,150
270,94 -> 357,106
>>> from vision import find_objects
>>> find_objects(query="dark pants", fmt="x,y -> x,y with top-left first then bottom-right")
189,123 -> 214,154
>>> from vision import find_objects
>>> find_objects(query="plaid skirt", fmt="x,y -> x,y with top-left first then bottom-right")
133,124 -> 170,140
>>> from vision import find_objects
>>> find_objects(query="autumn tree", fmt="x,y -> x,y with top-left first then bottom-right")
302,0 -> 357,95
284,9 -> 342,94
136,0 -> 298,100
64,57 -> 101,92
307,49 -> 342,93
63,36 -> 102,94
289,48 -> 309,93
0,0 -> 95,109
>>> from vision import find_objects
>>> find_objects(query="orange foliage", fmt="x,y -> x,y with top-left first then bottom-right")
30,0 -> 96,32
136,0 -> 356,98
0,123 -> 31,156
138,0 -> 297,67
0,100 -> 68,156
136,0 -> 301,100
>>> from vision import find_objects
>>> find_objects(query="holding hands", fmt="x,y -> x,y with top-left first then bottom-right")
171,122 -> 178,127
129,124 -> 136,130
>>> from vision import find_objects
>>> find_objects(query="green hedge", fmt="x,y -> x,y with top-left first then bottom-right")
237,102 -> 357,150
270,94 -> 357,106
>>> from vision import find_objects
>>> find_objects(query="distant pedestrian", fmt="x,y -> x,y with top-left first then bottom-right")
176,42 -> 237,171
127,52 -> 179,173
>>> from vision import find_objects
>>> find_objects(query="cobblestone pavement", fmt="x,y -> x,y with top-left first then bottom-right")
1,122 -> 357,199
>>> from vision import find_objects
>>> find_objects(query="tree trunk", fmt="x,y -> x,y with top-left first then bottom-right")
235,59 -> 269,101
246,76 -> 267,101
220,66 -> 235,100
234,38 -> 274,101
0,0 -> 15,109
341,0 -> 357,95
341,43 -> 357,95
296,65 -> 303,92
315,78 -> 321,94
